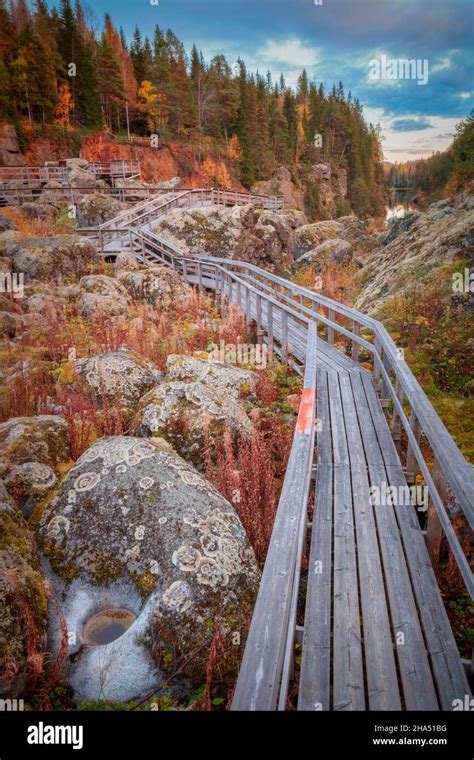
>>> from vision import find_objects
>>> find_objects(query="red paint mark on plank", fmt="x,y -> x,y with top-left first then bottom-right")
296,388 -> 316,434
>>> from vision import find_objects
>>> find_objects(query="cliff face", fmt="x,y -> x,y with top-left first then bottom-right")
251,162 -> 349,218
0,123 -> 25,166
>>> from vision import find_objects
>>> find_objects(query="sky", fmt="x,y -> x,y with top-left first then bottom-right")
70,0 -> 473,162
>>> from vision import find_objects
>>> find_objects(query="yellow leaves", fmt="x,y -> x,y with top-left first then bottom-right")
227,134 -> 243,162
54,82 -> 73,130
200,158 -> 232,189
414,316 -> 429,326
137,80 -> 160,132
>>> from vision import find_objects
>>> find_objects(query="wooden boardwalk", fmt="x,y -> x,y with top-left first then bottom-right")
77,188 -> 473,711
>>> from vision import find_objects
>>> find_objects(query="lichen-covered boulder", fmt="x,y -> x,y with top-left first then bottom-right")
294,220 -> 346,259
166,354 -> 258,403
78,274 -> 131,318
114,251 -> 140,271
0,234 -> 98,283
158,203 -> 293,271
5,462 -> 58,519
0,481 -> 48,698
0,415 -> 71,514
73,350 -> 161,409
0,213 -> 16,233
115,265 -> 191,309
19,202 -> 58,222
132,380 -> 253,468
295,238 -> 353,270
0,415 -> 70,470
76,194 -> 124,228
0,310 -> 24,338
37,436 -> 259,702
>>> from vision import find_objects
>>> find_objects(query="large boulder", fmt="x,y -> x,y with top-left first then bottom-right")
158,204 -> 294,271
73,349 -> 161,409
0,214 -> 16,233
0,415 -> 71,515
132,379 -> 253,469
78,274 -> 131,318
64,159 -> 97,188
0,234 -> 98,283
251,166 -> 304,211
294,220 -> 346,259
165,354 -> 258,403
36,436 -> 259,702
295,238 -> 353,270
157,176 -> 181,190
0,310 -> 25,338
115,265 -> 191,309
76,193 -> 124,228
0,481 -> 48,698
0,415 -> 70,470
19,202 -> 58,222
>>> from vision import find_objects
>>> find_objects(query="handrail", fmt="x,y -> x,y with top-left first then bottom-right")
79,203 -> 474,602
232,323 -> 318,710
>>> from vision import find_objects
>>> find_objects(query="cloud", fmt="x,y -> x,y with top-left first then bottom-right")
256,37 -> 319,67
459,91 -> 473,100
391,117 -> 433,131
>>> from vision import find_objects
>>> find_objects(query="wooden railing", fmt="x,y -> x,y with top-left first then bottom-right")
111,227 -> 472,600
0,160 -> 141,185
232,322 -> 318,710
78,197 -> 474,708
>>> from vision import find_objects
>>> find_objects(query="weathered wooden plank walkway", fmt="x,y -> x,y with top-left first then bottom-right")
76,188 -> 474,711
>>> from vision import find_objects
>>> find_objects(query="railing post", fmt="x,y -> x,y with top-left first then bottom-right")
281,310 -> 288,361
426,459 -> 445,566
245,286 -> 251,333
390,379 -> 404,451
406,411 -> 421,484
328,308 -> 335,345
373,335 -> 382,383
256,295 -> 263,346
267,301 -> 274,361
351,321 -> 360,362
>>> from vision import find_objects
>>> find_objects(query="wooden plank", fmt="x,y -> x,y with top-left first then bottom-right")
350,372 -> 439,710
328,373 -> 364,710
360,371 -> 471,710
339,373 -> 401,710
299,371 -> 332,710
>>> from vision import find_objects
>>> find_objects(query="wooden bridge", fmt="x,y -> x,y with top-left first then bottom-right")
80,188 -> 472,710
0,160 -> 140,187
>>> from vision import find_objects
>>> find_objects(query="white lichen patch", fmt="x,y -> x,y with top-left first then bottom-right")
162,580 -> 193,613
74,471 -> 101,492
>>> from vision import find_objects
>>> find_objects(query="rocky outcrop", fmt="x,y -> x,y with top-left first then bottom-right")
310,162 -> 348,217
115,265 -> 191,309
158,204 -> 294,271
252,166 -> 304,211
132,379 -> 253,469
78,274 -> 131,318
355,194 -> 474,314
76,193 -> 124,228
294,220 -> 346,259
0,233 -> 98,284
73,350 -> 161,409
296,238 -> 353,270
0,483 -> 48,697
165,354 -> 258,403
0,123 -> 25,166
37,436 -> 258,702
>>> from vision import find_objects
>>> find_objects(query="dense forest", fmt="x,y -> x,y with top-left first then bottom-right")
0,0 -> 386,215
386,111 -> 474,202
